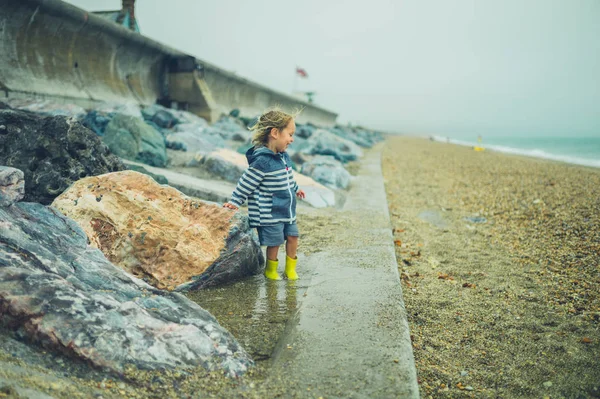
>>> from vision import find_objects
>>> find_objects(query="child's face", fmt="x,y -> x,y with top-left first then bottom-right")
271,119 -> 296,153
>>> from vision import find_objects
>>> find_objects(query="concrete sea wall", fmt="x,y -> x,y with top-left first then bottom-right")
0,0 -> 337,125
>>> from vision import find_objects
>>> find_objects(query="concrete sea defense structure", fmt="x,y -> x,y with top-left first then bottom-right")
0,0 -> 337,125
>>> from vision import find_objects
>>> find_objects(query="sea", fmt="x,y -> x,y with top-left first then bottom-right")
430,135 -> 600,169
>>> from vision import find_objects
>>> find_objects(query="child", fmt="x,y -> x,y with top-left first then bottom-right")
223,108 -> 306,280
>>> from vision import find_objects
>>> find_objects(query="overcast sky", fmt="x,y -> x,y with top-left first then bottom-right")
63,0 -> 599,138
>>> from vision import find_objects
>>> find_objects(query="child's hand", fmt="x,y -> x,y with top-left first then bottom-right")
223,202 -> 239,210
296,189 -> 306,199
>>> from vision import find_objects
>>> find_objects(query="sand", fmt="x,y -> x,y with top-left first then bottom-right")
382,136 -> 600,398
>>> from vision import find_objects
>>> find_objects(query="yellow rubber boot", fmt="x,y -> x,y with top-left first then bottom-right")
264,258 -> 281,280
285,255 -> 299,280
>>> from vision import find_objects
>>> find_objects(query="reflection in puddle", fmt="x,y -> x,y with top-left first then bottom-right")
187,276 -> 306,364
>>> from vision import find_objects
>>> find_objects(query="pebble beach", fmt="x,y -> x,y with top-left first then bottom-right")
382,136 -> 600,398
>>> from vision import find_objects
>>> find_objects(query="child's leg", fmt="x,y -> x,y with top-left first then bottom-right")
266,245 -> 280,261
284,223 -> 300,280
285,236 -> 298,259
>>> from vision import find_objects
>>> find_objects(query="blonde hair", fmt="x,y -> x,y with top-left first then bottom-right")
250,106 -> 301,147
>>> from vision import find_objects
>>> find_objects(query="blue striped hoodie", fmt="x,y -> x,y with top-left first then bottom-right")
229,146 -> 300,227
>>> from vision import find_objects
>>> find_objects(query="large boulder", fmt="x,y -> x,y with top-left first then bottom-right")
0,201 -> 253,376
0,166 -> 25,206
141,104 -> 180,129
301,155 -> 352,190
52,170 -> 264,291
294,172 -> 336,208
300,128 -> 363,163
200,148 -> 247,183
103,114 -> 167,167
79,103 -> 142,136
0,105 -> 125,205
80,110 -> 113,136
80,103 -> 144,136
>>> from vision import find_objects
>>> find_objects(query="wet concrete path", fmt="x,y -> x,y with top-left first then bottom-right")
260,146 -> 419,398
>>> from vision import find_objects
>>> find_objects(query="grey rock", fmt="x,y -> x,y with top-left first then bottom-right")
464,216 -> 487,224
80,110 -> 113,136
141,104 -> 179,129
299,185 -> 336,208
80,104 -> 143,137
295,124 -> 315,139
175,212 -> 265,291
330,126 -> 386,148
288,135 -> 310,155
0,166 -> 25,206
301,155 -> 352,190
0,105 -> 125,205
200,151 -> 246,183
300,129 -> 363,163
0,202 -> 253,377
166,130 -> 225,155
290,151 -> 310,166
165,139 -> 188,152
211,117 -> 250,141
103,114 -> 167,167
149,106 -> 209,128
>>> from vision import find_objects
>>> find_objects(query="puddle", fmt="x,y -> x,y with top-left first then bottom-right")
417,210 -> 449,229
186,275 -> 308,363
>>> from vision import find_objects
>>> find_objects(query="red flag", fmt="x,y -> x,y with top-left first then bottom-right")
296,66 -> 308,78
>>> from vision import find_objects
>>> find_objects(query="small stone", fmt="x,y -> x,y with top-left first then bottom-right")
460,370 -> 468,377
0,166 -> 25,206
543,381 -> 553,388
465,386 -> 474,391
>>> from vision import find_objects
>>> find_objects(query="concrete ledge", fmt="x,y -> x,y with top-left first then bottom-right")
266,145 -> 419,397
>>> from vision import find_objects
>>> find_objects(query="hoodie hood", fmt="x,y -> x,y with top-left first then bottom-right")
245,145 -> 279,164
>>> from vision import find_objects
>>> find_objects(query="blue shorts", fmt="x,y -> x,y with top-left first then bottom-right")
257,223 -> 299,247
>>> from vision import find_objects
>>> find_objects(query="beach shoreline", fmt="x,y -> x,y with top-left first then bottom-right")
382,136 -> 599,398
